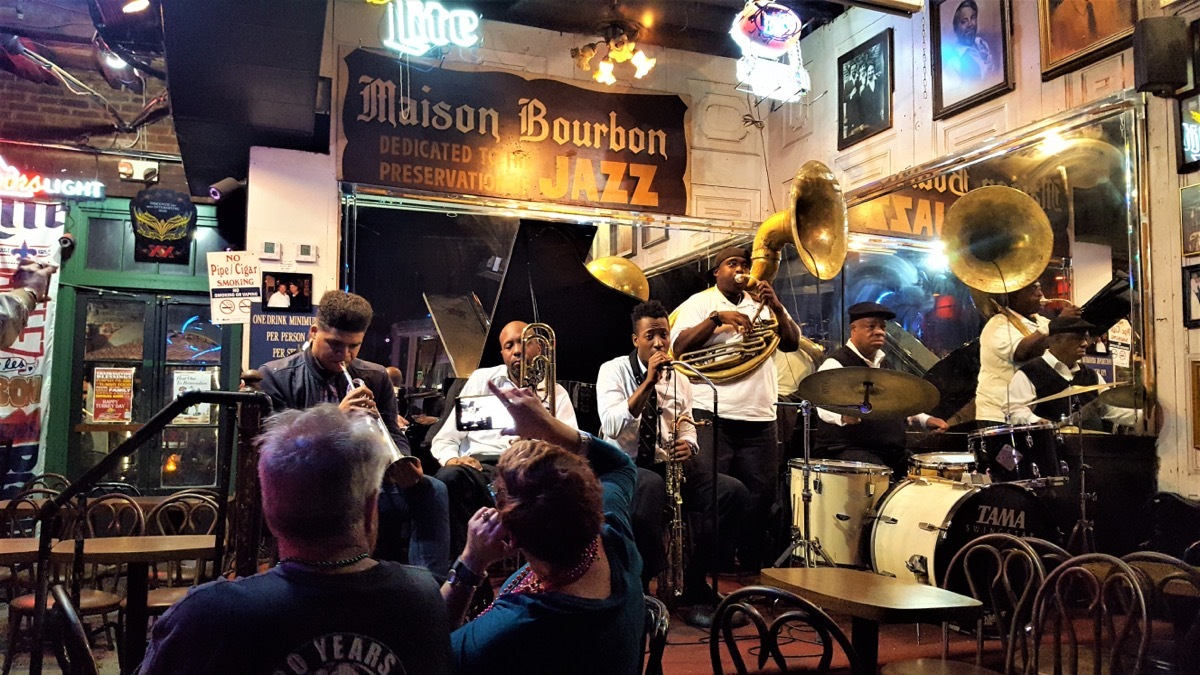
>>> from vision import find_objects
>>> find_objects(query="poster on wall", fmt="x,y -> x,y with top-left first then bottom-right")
92,367 -> 135,423
130,188 -> 197,265
339,48 -> 690,215
206,251 -> 261,325
248,304 -> 316,370
172,370 -> 212,425
0,200 -> 66,496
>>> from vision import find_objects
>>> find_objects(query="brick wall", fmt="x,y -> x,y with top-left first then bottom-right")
0,61 -> 190,197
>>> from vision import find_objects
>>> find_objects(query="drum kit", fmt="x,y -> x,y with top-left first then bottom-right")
774,364 -> 1084,583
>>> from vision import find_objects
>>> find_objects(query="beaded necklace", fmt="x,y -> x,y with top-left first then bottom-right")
279,551 -> 370,569
477,537 -> 601,617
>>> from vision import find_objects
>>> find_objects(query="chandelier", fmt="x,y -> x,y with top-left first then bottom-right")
570,21 -> 655,85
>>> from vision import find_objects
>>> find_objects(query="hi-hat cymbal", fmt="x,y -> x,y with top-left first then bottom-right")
797,367 -> 940,420
1098,383 -> 1144,409
1028,381 -> 1126,406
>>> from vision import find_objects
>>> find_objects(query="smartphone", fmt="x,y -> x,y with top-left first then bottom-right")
455,394 -> 514,432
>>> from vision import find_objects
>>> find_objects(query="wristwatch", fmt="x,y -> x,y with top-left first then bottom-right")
447,557 -> 487,589
708,311 -> 722,327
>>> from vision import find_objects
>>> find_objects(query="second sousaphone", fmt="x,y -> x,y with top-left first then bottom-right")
943,185 -> 1053,294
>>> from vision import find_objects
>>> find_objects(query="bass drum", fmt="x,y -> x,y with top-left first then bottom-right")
871,478 -> 1056,586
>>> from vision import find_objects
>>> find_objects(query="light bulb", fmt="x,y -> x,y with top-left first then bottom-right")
105,52 -> 128,69
122,0 -> 150,12
594,59 -> 616,85
631,50 -> 655,79
607,38 -> 636,63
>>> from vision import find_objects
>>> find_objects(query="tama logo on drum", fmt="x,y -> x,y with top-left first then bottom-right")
975,505 -> 1026,529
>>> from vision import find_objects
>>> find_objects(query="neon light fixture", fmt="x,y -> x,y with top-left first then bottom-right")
0,155 -> 106,200
730,0 -> 810,103
380,0 -> 481,57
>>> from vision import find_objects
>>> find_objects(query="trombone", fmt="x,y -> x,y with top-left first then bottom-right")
517,322 -> 556,414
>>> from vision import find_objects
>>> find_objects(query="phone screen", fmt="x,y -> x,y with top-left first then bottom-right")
455,394 -> 514,432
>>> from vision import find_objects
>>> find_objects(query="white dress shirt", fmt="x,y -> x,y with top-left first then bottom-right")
975,312 -> 1051,423
596,354 -> 698,462
670,287 -> 790,421
814,341 -> 931,428
1004,352 -> 1140,428
430,364 -> 578,464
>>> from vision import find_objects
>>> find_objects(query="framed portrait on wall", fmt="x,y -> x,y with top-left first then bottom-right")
1184,263 -> 1200,328
1182,184 -> 1200,255
262,271 -> 314,313
611,224 -> 636,258
1037,0 -> 1136,81
931,0 -> 1013,120
837,28 -> 893,150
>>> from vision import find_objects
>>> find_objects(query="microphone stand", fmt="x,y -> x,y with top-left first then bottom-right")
669,361 -> 720,611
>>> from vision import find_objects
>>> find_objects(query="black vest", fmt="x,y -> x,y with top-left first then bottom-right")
813,347 -> 907,458
1019,357 -> 1099,425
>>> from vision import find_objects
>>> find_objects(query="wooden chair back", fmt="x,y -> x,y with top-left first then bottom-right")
1121,551 -> 1200,673
1026,553 -> 1151,675
709,585 -> 861,675
21,473 -> 69,493
83,494 -> 145,538
642,595 -> 668,675
50,583 -> 100,675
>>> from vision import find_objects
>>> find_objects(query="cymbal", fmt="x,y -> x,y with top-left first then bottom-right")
797,367 -> 940,420
1098,383 -> 1144,409
1028,381 -> 1126,406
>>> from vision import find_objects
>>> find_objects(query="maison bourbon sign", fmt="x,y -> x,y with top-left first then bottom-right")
340,48 -> 689,215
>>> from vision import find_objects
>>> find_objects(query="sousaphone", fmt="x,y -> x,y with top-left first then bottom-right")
942,185 -> 1053,295
675,160 -> 845,383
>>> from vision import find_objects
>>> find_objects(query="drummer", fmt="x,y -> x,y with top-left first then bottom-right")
813,302 -> 949,482
1004,316 -> 1140,432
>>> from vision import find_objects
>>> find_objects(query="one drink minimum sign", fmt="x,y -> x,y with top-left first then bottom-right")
207,251 -> 262,325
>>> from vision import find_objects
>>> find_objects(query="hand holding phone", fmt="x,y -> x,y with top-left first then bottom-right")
455,394 -> 515,432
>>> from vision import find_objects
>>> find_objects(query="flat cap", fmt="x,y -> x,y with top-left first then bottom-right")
848,302 -> 896,322
1048,316 -> 1096,335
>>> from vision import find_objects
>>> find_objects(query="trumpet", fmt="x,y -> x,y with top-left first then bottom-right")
342,365 -> 405,463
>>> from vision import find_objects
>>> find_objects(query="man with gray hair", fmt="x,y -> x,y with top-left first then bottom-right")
141,404 -> 452,674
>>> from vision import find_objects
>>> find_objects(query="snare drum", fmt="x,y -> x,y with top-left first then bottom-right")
908,452 -> 977,481
871,478 -> 1056,586
968,422 -> 1061,482
789,459 -> 891,567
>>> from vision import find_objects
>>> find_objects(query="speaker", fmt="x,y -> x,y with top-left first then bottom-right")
1135,17 -> 1189,97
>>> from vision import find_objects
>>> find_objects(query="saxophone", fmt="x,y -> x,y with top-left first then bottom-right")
661,415 -> 693,601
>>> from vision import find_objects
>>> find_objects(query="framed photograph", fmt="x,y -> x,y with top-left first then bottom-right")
931,0 -> 1014,120
262,271 -> 314,313
1183,185 -> 1200,254
1038,0 -> 1136,81
1184,263 -> 1200,328
1193,361 -> 1200,449
611,224 -> 636,258
837,29 -> 893,150
641,226 -> 669,249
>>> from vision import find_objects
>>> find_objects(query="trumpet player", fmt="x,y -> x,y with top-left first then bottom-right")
257,290 -> 451,577
431,320 -> 578,561
597,301 -> 748,624
670,246 -> 802,576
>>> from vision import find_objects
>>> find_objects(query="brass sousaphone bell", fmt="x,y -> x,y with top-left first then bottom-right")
942,185 -> 1053,295
675,161 -> 845,383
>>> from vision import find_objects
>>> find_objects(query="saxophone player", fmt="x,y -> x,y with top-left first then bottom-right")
596,301 -> 748,627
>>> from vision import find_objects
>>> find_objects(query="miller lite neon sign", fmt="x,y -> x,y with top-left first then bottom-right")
379,0 -> 481,57
0,155 -> 106,200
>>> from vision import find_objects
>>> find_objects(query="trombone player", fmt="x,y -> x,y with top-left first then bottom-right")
671,246 -> 802,575
431,320 -> 578,561
597,301 -> 748,621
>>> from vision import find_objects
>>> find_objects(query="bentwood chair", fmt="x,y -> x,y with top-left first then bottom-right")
51,583 -> 100,675
710,585 -> 862,675
20,473 -> 70,493
642,594 -> 668,675
1025,553 -> 1151,675
82,493 -> 145,593
884,533 -> 1047,675
1120,551 -> 1200,673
